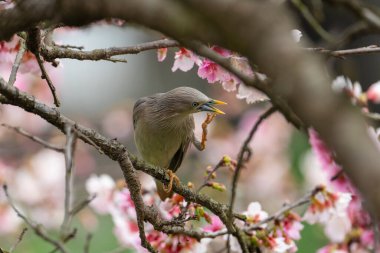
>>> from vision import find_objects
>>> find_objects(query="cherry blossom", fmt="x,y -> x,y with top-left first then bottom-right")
157,47 -> 168,62
331,76 -> 366,106
86,176 -> 211,252
203,215 -> 224,232
262,236 -> 295,253
85,174 -> 116,214
0,205 -> 21,235
236,84 -> 267,104
171,47 -> 200,72
308,129 -> 355,193
221,76 -> 239,92
323,213 -> 351,243
243,202 -> 269,224
303,189 -> 351,225
197,46 -> 233,84
197,58 -> 230,83
281,212 -> 304,240
366,80 -> 380,103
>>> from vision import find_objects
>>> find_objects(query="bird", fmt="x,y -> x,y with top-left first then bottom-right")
133,86 -> 226,200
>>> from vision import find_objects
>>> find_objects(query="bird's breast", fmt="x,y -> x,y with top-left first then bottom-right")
134,117 -> 192,168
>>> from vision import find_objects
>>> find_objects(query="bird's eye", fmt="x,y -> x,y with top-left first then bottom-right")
192,102 -> 199,107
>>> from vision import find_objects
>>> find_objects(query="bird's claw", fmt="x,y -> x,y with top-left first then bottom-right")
163,170 -> 180,193
200,113 -> 216,150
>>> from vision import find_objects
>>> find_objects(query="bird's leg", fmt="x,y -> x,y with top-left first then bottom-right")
163,170 -> 180,193
200,113 -> 216,150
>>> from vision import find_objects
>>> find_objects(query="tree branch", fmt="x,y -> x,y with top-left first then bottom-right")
8,37 -> 26,86
3,185 -> 69,253
228,107 -> 276,221
41,39 -> 179,62
1,123 -> 65,152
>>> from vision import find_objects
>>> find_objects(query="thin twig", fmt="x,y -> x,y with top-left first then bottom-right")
1,123 -> 65,152
9,227 -> 28,253
69,194 -> 96,216
42,39 -> 179,62
291,0 -> 336,43
3,185 -> 68,253
245,190 -> 313,231
49,228 -> 78,253
60,124 -> 77,236
196,159 -> 225,193
226,107 -> 276,252
306,45 -> 380,58
52,42 -> 84,50
228,107 -> 276,218
84,233 -> 93,253
35,54 -> 60,107
8,37 -> 26,85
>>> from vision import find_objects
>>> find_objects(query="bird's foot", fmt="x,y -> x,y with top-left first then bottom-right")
163,170 -> 180,193
200,113 -> 216,150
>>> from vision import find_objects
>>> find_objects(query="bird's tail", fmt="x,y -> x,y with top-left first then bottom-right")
156,180 -> 173,200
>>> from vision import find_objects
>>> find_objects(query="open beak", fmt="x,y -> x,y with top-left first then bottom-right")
199,99 -> 227,114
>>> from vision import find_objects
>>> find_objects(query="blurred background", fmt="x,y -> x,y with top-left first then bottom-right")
2,0 -> 380,251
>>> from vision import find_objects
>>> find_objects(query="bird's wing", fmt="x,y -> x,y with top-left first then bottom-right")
168,136 -> 192,173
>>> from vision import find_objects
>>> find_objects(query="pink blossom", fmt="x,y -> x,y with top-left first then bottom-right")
197,45 -> 232,83
85,174 -> 116,214
331,76 -> 365,105
203,215 -> 224,232
308,129 -> 355,193
157,48 -> 168,62
221,76 -> 239,92
147,231 -> 208,253
236,84 -> 267,104
281,212 -> 304,240
243,202 -> 268,224
113,188 -> 137,219
210,46 -> 232,57
172,48 -> 199,72
0,0 -> 14,10
113,212 -> 142,250
367,80 -> 380,103
230,56 -> 255,77
0,205 -> 21,235
265,236 -> 294,253
323,213 -> 351,243
197,59 -> 230,83
317,245 -> 348,253
303,190 -> 351,225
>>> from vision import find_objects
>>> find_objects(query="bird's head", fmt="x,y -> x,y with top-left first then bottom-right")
160,87 -> 226,116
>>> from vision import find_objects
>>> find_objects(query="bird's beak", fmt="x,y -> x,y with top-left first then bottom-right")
199,99 -> 227,114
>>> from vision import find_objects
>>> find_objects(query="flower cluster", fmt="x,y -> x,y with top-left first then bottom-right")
308,130 -> 377,252
236,202 -> 303,253
331,75 -> 380,107
0,35 -> 60,102
158,29 -> 302,105
86,174 -> 308,253
86,174 -> 213,252
158,46 -> 267,104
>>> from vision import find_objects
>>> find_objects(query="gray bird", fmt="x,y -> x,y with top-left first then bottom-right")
133,86 -> 226,200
